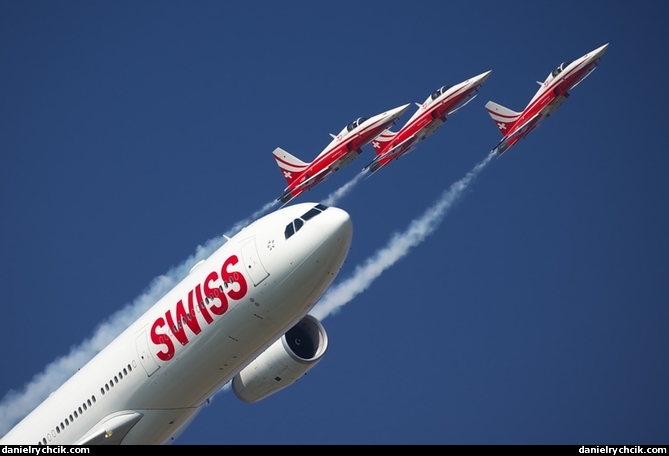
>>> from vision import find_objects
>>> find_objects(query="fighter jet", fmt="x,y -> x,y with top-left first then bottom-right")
486,43 -> 609,155
365,70 -> 492,173
274,103 -> 410,203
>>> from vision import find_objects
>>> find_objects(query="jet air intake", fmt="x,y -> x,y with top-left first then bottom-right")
232,315 -> 328,403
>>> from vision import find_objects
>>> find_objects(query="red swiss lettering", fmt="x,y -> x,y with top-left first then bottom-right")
165,303 -> 188,346
221,255 -> 248,300
150,254 -> 249,362
150,317 -> 174,361
205,271 -> 228,316
195,283 -> 213,324
165,289 -> 202,347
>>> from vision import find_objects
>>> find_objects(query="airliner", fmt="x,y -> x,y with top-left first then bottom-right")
0,202 -> 353,445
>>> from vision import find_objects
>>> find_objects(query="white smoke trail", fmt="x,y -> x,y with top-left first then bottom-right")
321,170 -> 367,206
0,199 -> 278,437
311,152 -> 495,321
225,199 -> 279,236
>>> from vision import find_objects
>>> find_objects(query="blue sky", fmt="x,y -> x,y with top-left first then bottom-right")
1,1 -> 668,444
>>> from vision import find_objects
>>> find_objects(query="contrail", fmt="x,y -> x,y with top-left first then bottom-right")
321,170 -> 367,206
225,199 -> 279,236
0,199 -> 278,436
311,151 -> 495,321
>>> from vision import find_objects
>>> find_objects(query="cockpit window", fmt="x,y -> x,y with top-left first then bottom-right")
551,61 -> 572,78
346,117 -> 368,132
284,219 -> 303,240
301,208 -> 321,221
431,85 -> 452,100
302,203 -> 328,221
284,223 -> 295,239
284,204 -> 329,240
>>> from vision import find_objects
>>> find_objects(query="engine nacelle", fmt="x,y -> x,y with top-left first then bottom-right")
232,314 -> 328,403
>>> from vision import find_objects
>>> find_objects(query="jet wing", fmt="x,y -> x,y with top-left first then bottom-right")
493,111 -> 543,154
570,65 -> 597,91
277,167 -> 331,203
446,92 -> 478,116
364,134 -> 417,172
74,411 -> 143,445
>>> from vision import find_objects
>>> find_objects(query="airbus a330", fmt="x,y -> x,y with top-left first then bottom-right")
0,203 -> 353,445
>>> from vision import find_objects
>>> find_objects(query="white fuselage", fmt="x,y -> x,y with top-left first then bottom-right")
1,203 -> 352,445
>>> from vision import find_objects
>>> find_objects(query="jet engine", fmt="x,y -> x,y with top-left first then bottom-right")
232,314 -> 328,403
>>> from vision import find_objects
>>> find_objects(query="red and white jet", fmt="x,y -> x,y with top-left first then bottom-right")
486,43 -> 609,155
365,70 -> 492,173
274,103 -> 410,203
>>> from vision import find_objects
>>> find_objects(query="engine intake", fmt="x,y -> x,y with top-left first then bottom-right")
232,314 -> 328,403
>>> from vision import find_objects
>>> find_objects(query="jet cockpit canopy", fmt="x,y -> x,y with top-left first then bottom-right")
346,117 -> 368,132
431,85 -> 452,100
551,61 -> 572,78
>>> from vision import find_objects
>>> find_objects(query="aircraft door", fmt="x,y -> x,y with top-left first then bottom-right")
136,331 -> 160,377
241,238 -> 270,286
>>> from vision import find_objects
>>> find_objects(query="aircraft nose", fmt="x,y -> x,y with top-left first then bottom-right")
474,69 -> 493,85
584,43 -> 609,64
465,70 -> 492,89
303,205 -> 352,277
323,206 -> 353,246
592,43 -> 609,59
383,103 -> 411,121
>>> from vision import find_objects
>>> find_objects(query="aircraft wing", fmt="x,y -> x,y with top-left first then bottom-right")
74,411 -> 144,445
364,134 -> 417,171
277,167 -> 331,203
446,92 -> 478,116
493,111 -> 543,154
570,65 -> 597,91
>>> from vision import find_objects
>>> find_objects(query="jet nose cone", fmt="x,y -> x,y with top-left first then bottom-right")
307,205 -> 352,277
470,70 -> 492,87
366,104 -> 411,128
386,103 -> 411,120
325,206 -> 353,246
593,43 -> 609,59
584,43 -> 609,63
478,69 -> 493,83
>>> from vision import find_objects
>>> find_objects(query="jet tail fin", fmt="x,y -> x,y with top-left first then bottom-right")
273,147 -> 310,186
370,129 -> 397,155
485,101 -> 521,136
